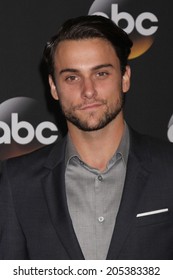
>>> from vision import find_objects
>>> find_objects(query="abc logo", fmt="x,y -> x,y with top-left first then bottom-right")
88,0 -> 159,59
0,113 -> 58,145
0,97 -> 58,160
167,114 -> 173,143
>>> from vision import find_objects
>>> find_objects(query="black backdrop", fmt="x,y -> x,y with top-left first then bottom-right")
0,0 -> 173,160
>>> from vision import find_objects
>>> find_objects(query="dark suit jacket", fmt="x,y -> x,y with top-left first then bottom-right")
0,129 -> 173,260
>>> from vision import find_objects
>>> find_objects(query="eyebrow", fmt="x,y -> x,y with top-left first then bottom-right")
59,64 -> 114,75
92,64 -> 114,71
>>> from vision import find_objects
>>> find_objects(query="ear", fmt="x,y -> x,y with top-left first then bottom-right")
48,75 -> 59,100
122,65 -> 131,93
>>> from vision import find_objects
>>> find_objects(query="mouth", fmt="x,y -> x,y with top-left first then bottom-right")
79,102 -> 104,110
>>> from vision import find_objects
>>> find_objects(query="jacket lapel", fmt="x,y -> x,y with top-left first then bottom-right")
42,138 -> 84,260
107,129 -> 151,259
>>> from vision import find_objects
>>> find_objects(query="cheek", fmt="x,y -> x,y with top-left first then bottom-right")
58,91 -> 78,110
98,79 -> 121,97
57,82 -> 81,100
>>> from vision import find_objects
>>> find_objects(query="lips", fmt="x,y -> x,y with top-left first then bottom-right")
79,102 -> 104,110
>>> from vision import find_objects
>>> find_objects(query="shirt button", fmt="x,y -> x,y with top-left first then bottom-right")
98,216 -> 104,223
98,175 -> 103,181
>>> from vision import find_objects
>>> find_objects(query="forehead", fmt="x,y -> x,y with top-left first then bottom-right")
54,38 -> 120,67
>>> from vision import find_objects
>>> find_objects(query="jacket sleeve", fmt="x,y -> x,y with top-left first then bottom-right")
0,161 -> 28,260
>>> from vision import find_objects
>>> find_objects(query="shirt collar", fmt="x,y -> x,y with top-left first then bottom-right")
65,123 -> 130,167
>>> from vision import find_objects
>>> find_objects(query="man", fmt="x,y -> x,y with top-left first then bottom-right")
0,15 -> 173,260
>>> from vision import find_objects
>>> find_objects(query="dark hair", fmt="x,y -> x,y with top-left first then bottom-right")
43,15 -> 133,82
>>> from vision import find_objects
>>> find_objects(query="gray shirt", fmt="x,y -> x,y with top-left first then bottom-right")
65,125 -> 130,259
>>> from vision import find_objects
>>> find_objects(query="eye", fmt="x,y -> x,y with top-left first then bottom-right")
65,75 -> 79,82
96,71 -> 109,78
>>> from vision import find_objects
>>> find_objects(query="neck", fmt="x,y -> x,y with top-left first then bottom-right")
67,114 -> 125,171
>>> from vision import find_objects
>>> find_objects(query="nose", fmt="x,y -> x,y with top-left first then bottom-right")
81,78 -> 97,99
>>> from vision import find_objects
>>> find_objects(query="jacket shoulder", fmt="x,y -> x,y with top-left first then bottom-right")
1,137 -> 67,176
130,128 -> 173,164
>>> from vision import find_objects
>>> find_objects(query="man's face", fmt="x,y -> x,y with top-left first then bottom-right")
49,38 -> 131,131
